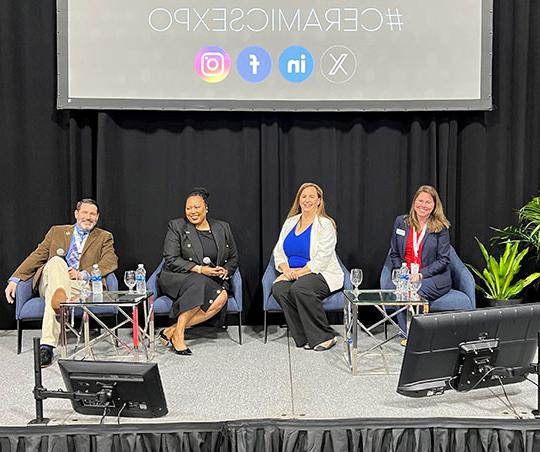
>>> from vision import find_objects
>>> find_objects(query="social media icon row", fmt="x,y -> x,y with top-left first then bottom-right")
195,46 -> 315,84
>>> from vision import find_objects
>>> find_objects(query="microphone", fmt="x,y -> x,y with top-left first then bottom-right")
202,257 -> 215,267
203,256 -> 229,280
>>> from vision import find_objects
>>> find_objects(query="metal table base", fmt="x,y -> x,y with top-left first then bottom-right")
59,291 -> 155,362
343,289 -> 428,376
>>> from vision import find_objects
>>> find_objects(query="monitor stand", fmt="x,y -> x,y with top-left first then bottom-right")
455,333 -> 540,419
28,337 -> 113,425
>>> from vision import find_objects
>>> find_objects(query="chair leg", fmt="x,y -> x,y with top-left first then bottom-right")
237,312 -> 242,345
17,320 -> 22,355
264,311 -> 268,344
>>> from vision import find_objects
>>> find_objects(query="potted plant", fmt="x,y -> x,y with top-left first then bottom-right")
492,195 -> 540,260
467,238 -> 540,306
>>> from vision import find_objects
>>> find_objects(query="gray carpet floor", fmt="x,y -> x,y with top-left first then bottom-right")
0,325 -> 537,426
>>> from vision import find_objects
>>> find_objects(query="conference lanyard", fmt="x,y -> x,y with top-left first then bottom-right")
412,224 -> 427,260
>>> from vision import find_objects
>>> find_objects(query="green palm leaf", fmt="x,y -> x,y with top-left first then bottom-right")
468,238 -> 537,300
492,195 -> 540,260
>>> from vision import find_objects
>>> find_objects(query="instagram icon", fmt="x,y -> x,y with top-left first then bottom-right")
195,46 -> 231,83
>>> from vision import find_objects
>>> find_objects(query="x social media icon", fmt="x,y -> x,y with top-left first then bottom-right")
237,47 -> 272,83
320,46 -> 357,84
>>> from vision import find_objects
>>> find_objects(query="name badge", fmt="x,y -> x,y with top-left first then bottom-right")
396,228 -> 405,236
411,263 -> 420,275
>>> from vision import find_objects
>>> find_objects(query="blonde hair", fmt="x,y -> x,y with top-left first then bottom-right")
406,185 -> 450,233
287,182 -> 336,229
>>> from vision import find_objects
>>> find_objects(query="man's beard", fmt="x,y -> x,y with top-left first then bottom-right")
78,222 -> 96,232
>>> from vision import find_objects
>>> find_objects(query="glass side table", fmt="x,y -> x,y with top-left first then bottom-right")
59,290 -> 155,362
343,289 -> 428,375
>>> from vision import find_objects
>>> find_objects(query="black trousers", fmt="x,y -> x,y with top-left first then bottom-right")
272,274 -> 335,347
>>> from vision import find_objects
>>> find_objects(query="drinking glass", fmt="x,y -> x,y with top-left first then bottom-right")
350,268 -> 363,292
124,270 -> 136,293
391,269 -> 401,288
78,272 -> 90,301
410,278 -> 422,300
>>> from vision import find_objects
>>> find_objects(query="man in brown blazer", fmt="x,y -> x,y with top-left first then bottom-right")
4,199 -> 118,367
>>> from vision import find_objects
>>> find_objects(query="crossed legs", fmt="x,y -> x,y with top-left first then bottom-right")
163,290 -> 228,351
38,256 -> 80,347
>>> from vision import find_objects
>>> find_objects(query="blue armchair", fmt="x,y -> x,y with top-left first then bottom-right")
380,245 -> 476,312
146,260 -> 243,344
262,255 -> 351,343
15,272 -> 119,354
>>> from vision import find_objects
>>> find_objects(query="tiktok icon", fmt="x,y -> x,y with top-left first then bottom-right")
236,46 -> 272,83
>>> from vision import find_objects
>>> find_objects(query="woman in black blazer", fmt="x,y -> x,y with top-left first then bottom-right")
158,187 -> 238,355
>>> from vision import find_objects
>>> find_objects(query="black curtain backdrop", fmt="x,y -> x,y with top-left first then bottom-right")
1,1 -> 539,328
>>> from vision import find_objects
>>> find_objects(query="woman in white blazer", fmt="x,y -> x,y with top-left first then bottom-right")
272,183 -> 344,351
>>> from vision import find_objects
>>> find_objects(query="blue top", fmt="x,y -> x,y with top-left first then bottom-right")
65,224 -> 88,268
283,223 -> 312,268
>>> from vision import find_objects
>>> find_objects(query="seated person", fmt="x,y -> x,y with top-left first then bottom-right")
4,199 -> 118,367
271,183 -> 344,351
158,187 -> 238,355
382,185 -> 451,339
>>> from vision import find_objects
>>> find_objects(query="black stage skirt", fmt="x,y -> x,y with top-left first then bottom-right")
161,273 -> 230,325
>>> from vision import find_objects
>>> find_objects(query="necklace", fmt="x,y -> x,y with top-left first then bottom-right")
196,220 -> 210,231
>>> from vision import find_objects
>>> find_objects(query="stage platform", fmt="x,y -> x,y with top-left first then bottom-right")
0,324 -> 538,426
1,325 -> 540,451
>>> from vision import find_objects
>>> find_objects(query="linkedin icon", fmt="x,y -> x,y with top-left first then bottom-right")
279,46 -> 314,83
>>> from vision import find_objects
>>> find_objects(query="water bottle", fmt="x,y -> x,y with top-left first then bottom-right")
399,263 -> 410,297
91,264 -> 103,294
135,264 -> 147,294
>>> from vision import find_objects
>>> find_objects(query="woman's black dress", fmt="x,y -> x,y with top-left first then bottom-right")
157,217 -> 239,325
168,229 -> 230,321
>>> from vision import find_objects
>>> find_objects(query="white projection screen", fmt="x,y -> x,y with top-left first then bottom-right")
57,0 -> 493,111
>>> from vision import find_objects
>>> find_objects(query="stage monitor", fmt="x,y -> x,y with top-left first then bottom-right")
58,360 -> 168,418
56,0 -> 493,111
397,303 -> 540,398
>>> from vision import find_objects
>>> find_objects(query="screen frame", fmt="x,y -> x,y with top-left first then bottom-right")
58,359 -> 168,418
56,0 -> 494,112
397,303 -> 540,398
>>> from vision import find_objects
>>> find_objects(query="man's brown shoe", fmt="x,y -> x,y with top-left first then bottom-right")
51,288 -> 67,311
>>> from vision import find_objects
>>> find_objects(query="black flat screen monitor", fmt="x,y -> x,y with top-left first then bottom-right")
59,360 -> 168,418
397,303 -> 540,398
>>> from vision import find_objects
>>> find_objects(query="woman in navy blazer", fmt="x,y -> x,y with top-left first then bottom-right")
388,185 -> 451,302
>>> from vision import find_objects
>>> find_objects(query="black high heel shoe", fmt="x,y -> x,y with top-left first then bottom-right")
159,329 -> 171,347
170,336 -> 193,355
173,346 -> 193,356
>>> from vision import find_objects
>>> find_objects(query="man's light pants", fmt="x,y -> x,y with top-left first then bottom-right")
38,256 -> 86,347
